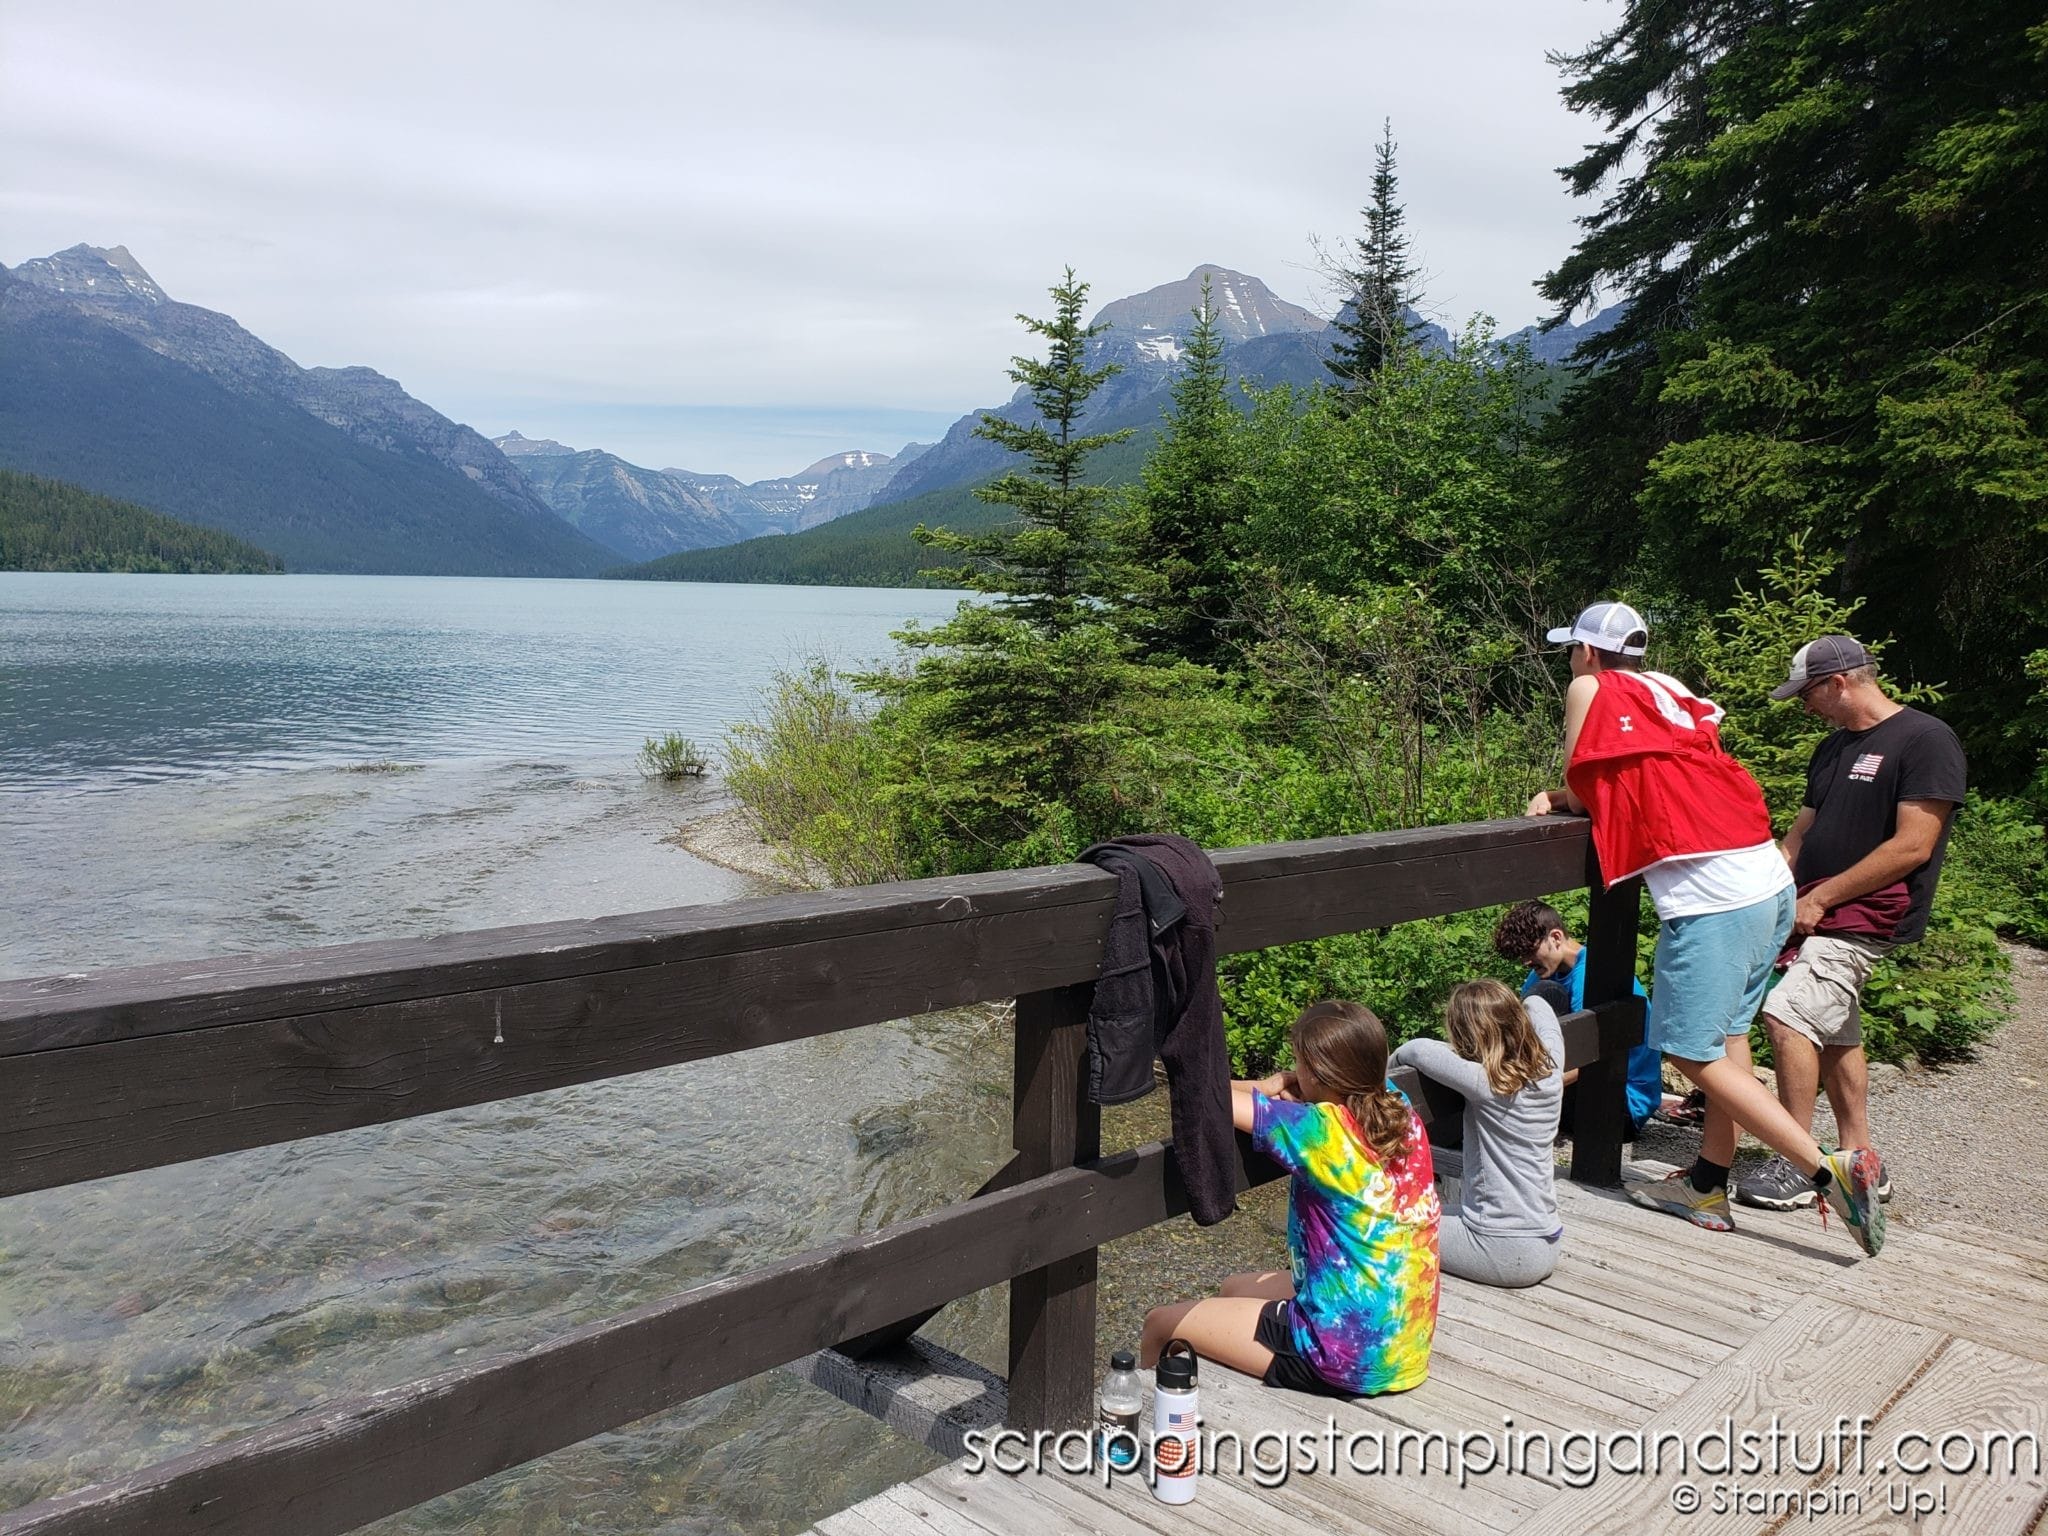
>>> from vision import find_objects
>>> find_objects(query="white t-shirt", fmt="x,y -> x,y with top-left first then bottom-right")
1642,839 -> 1794,921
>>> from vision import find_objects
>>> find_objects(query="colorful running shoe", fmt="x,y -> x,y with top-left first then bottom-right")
1625,1168 -> 1735,1232
1817,1147 -> 1886,1256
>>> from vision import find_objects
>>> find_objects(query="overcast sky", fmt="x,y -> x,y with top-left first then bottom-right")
2,0 -> 1621,481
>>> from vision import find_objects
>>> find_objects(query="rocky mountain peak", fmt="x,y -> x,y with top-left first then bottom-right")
493,430 -> 576,458
1090,265 -> 1324,347
12,244 -> 169,309
794,449 -> 891,479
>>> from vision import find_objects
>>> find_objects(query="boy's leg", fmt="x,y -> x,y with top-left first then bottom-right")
1141,1297 -> 1274,1378
1678,1053 -> 1823,1171
1631,890 -> 1879,1253
1697,1028 -> 1761,1168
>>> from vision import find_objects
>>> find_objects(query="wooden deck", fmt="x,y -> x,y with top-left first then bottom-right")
806,1159 -> 2048,1536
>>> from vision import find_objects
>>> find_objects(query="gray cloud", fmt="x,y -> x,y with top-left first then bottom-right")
1,0 -> 1621,479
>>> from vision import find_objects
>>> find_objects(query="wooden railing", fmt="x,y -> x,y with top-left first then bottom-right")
0,816 -> 1643,1536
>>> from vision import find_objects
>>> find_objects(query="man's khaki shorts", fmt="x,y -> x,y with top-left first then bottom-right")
1764,933 -> 1893,1049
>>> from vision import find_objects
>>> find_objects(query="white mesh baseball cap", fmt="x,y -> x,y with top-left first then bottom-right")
1546,601 -> 1649,656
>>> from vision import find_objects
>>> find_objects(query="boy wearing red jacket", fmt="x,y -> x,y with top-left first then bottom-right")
1525,602 -> 1884,1255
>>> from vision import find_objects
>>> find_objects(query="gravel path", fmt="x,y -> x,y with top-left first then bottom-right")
1628,941 -> 2048,1232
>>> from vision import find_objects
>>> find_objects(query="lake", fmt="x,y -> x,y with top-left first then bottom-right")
0,572 -> 1014,1535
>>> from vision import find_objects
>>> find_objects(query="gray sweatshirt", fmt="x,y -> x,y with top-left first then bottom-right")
1391,996 -> 1563,1239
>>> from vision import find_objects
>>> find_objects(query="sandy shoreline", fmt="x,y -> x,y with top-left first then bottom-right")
666,803 -> 804,887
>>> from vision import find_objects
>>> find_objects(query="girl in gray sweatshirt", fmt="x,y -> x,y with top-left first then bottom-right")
1391,980 -> 1563,1287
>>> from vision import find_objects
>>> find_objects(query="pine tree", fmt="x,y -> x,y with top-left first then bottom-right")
865,270 -> 1145,855
915,268 -> 1134,634
1327,121 -> 1422,403
1538,0 -> 2048,788
1119,276 -> 1242,665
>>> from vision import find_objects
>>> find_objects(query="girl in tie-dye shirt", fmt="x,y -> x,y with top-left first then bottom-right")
1141,1001 -> 1441,1396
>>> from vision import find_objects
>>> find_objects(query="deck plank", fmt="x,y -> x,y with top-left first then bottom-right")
801,1190 -> 2032,1536
1432,1286 -> 1699,1405
1804,1338 -> 2048,1535
1505,1295 -> 1945,1536
1196,1363 -> 1543,1533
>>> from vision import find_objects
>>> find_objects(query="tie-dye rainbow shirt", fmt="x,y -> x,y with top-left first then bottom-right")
1252,1088 -> 1441,1394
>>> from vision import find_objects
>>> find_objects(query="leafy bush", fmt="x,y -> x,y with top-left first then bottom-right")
637,733 -> 707,781
721,661 -> 916,888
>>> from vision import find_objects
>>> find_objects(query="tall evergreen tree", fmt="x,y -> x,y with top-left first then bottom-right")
1119,277 -> 1242,666
1327,120 -> 1423,403
867,270 -> 1144,851
915,268 -> 1134,633
1539,0 -> 2048,788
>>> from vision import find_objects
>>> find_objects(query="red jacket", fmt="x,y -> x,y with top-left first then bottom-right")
1567,671 -> 1776,884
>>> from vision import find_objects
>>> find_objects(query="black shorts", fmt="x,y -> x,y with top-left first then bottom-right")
1253,1300 -> 1351,1398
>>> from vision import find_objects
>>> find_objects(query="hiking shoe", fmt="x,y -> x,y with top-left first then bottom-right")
1855,1149 -> 1893,1203
1625,1169 -> 1735,1232
1817,1147 -> 1886,1257
1735,1155 -> 1817,1210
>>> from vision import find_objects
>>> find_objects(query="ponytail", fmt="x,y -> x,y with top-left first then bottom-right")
1291,1000 -> 1415,1164
1346,1084 -> 1416,1164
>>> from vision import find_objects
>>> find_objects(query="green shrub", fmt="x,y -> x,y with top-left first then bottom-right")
721,660 -> 919,888
637,733 -> 707,780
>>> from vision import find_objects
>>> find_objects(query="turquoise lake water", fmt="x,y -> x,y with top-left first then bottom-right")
0,572 -> 1013,1535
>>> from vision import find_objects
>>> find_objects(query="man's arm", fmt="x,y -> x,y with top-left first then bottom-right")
1781,805 -> 1815,870
1793,799 -> 1954,935
1526,674 -> 1601,816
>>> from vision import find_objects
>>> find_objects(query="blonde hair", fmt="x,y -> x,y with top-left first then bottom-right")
1291,1000 -> 1414,1163
1444,979 -> 1557,1098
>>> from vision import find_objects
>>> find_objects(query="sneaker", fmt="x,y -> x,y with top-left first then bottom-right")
1625,1168 -> 1736,1232
1850,1149 -> 1893,1203
1817,1147 -> 1886,1257
1734,1155 -> 1817,1210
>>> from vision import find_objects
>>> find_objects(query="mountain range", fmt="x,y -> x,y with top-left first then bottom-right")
0,245 -> 617,575
0,245 -> 1620,578
489,433 -> 931,563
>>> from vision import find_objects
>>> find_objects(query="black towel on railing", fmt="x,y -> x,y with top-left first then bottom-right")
1077,834 -> 1236,1226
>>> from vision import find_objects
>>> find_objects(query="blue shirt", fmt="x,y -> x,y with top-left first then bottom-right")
1520,949 -> 1663,1129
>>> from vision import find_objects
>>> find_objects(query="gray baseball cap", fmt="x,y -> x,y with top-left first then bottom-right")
1771,635 -> 1876,700
1546,600 -> 1649,657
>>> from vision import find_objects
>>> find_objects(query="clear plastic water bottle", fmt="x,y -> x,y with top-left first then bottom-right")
1151,1339 -> 1199,1503
1096,1348 -> 1143,1474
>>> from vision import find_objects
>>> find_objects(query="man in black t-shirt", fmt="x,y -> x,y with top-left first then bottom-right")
1735,636 -> 1968,1212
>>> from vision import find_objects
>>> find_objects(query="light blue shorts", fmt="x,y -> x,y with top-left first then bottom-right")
1649,887 -> 1796,1063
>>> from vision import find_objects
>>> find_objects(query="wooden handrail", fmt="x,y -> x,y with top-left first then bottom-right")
0,1000 -> 1644,1536
1,816 -> 1595,1198
0,815 -> 1644,1536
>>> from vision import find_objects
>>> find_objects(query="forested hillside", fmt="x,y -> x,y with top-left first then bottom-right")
0,469 -> 281,573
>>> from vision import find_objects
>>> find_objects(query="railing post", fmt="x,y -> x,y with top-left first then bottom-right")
1570,854 -> 1642,1187
1006,983 -> 1100,1430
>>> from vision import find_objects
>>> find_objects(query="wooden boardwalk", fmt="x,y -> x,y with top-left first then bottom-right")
806,1159 -> 2048,1536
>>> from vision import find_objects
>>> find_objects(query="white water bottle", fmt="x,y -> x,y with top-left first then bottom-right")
1097,1348 -> 1144,1474
1151,1338 -> 1199,1503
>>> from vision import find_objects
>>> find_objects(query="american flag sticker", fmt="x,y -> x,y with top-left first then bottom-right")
1849,752 -> 1884,782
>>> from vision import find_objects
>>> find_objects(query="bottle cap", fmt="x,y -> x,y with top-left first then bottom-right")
1110,1349 -> 1136,1371
1156,1338 -> 1197,1390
